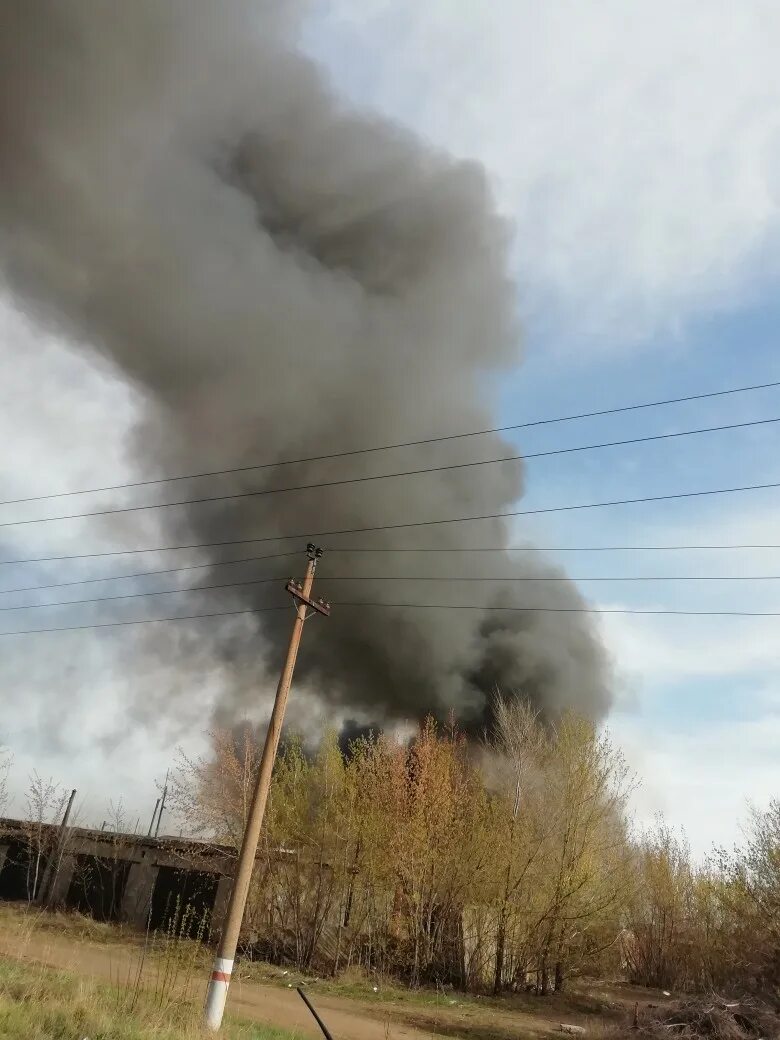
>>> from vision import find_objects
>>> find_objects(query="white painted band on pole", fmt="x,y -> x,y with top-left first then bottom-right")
204,958 -> 234,1031
210,957 -> 234,980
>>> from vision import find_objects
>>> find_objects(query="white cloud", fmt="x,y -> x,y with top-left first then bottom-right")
314,1 -> 780,341
0,302 -> 211,826
603,612 -> 780,682
586,500 -> 780,854
0,300 -> 137,493
612,713 -> 780,858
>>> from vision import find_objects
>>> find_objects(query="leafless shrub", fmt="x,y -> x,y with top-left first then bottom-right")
627,994 -> 780,1040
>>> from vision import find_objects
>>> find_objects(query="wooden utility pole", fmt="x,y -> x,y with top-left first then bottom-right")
204,544 -> 330,1031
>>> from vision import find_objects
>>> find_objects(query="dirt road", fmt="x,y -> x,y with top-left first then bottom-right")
0,924 -> 556,1040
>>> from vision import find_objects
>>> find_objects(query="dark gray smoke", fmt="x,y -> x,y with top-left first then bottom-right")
0,0 -> 611,734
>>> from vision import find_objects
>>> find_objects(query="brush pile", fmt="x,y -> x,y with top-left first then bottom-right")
632,995 -> 780,1040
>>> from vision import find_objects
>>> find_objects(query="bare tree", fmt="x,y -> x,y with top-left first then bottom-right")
488,696 -> 549,993
22,771 -> 68,902
0,746 -> 12,819
106,797 -> 128,834
722,800 -> 780,1000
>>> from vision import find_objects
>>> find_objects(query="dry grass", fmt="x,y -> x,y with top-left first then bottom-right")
236,956 -> 616,1020
0,955 -> 302,1040
0,903 -> 637,1040
0,901 -> 134,946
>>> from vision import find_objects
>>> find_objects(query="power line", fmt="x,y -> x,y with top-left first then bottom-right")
3,415 -> 779,528
5,378 -> 780,506
2,477 -> 780,546
264,479 -> 780,537
321,574 -> 780,580
0,606 -> 288,636
5,545 -> 780,596
339,602 -> 780,617
326,544 -> 780,552
0,576 -> 284,612
1,601 -> 780,637
5,541 -> 780,569
0,542 -> 302,567
0,552 -> 299,595
6,571 -> 780,613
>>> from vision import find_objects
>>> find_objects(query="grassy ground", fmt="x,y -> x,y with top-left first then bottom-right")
0,903 -> 643,1040
0,903 -> 136,948
237,956 -> 624,1019
0,955 -> 302,1040
0,903 -> 620,1015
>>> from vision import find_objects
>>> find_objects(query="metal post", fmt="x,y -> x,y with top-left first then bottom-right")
297,988 -> 335,1040
204,544 -> 330,1031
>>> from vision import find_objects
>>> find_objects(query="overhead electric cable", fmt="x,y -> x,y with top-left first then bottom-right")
3,415 -> 780,528
4,378 -> 780,506
2,478 -> 780,541
0,576 -> 284,611
6,572 -> 780,612
2,600 -> 780,636
4,542 -> 780,569
0,552 -> 299,594
6,553 -> 780,596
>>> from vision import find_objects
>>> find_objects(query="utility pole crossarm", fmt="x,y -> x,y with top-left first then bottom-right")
285,579 -> 331,616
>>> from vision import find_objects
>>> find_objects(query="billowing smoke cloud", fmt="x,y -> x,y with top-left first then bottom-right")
0,0 -> 611,734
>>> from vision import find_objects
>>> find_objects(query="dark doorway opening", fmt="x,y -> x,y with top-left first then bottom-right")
66,855 -> 131,921
149,867 -> 218,940
0,840 -> 48,902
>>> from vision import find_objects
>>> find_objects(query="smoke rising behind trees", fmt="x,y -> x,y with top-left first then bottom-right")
0,1 -> 611,732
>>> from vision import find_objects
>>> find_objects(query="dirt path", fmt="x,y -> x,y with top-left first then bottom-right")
0,928 -> 430,1039
0,925 -> 552,1040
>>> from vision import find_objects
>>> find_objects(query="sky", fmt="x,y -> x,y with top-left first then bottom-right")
2,0 -> 780,856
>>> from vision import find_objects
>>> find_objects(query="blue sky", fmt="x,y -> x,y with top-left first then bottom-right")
1,1 -> 779,855
298,1 -> 780,853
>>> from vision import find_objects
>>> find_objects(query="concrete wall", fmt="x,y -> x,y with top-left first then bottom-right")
47,853 -> 76,906
121,861 -> 160,928
0,818 -> 232,935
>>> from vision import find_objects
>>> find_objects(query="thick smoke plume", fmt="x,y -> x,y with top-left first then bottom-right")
0,1 -> 611,733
